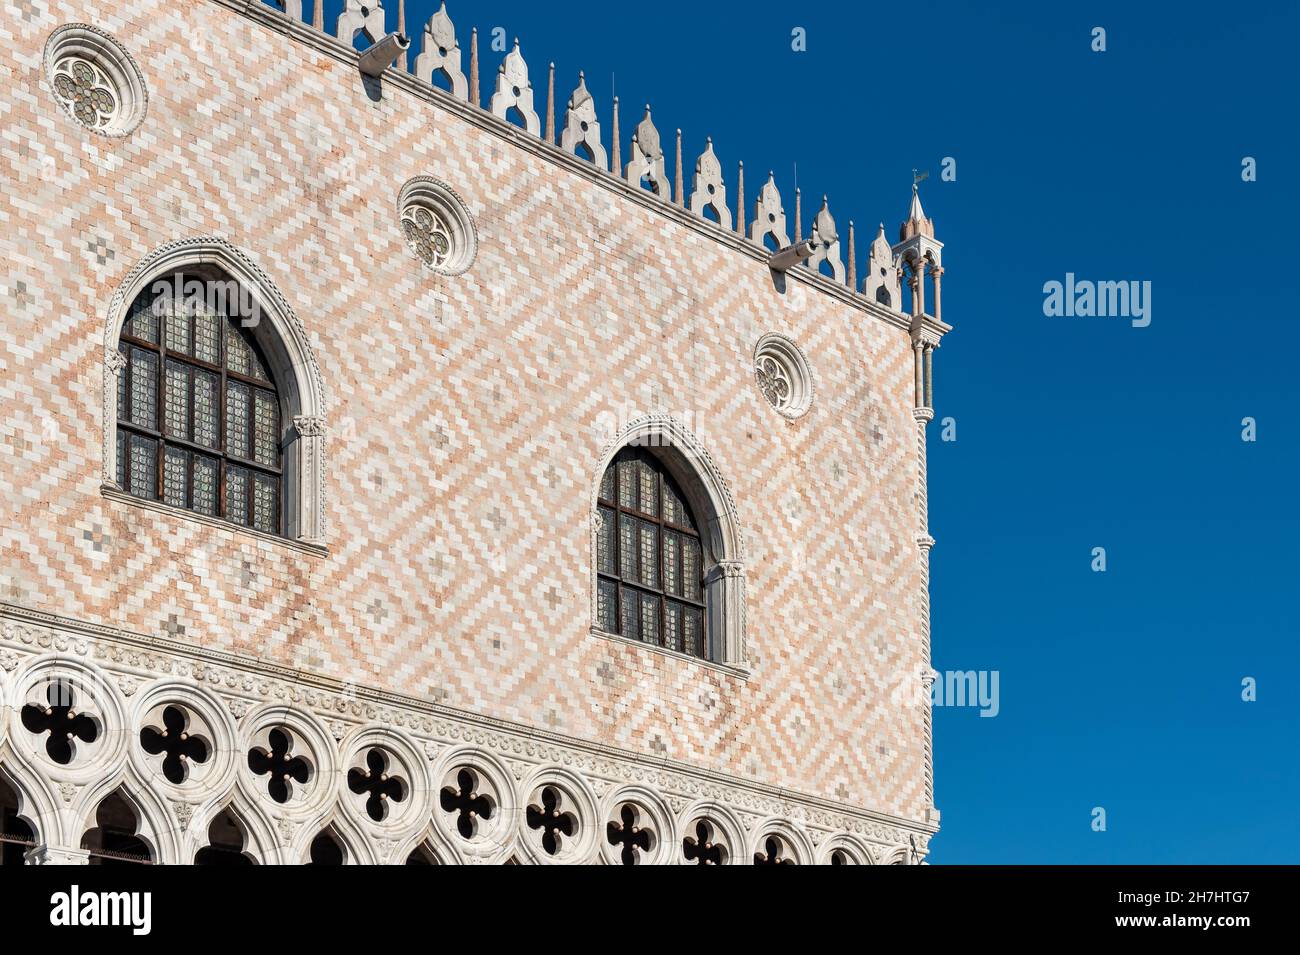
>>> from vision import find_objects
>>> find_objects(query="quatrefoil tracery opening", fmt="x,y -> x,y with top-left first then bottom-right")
526,786 -> 577,857
139,705 -> 209,785
682,819 -> 727,865
247,728 -> 311,804
346,748 -> 407,823
439,768 -> 494,839
20,680 -> 99,765
753,834 -> 796,866
401,204 -> 453,270
755,355 -> 791,408
606,804 -> 654,865
51,56 -> 117,129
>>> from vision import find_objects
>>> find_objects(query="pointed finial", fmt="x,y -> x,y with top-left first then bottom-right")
847,220 -> 857,290
312,0 -> 322,30
397,0 -> 408,70
545,62 -> 556,143
736,160 -> 745,235
675,128 -> 684,207
469,27 -> 479,107
611,96 -> 621,176
794,187 -> 802,242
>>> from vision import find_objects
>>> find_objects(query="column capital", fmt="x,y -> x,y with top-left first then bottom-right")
916,533 -> 936,551
293,415 -> 327,438
106,347 -> 127,375
25,844 -> 91,865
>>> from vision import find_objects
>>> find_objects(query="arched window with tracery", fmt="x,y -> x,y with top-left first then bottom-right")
114,276 -> 284,535
596,448 -> 709,659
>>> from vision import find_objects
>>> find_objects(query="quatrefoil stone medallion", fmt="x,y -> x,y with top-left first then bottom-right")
753,333 -> 814,419
44,24 -> 148,137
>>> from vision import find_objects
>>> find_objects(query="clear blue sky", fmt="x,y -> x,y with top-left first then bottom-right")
346,0 -> 1298,862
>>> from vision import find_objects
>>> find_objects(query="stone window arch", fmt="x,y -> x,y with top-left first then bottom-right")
591,415 -> 746,666
0,773 -> 37,865
103,237 -> 327,545
80,789 -> 153,865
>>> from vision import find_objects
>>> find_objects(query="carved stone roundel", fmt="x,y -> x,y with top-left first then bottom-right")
44,24 -> 148,137
397,177 -> 478,276
753,333 -> 813,419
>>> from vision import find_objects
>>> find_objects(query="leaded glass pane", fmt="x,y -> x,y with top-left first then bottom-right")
191,454 -> 218,516
619,586 -> 639,640
619,514 -> 637,581
164,360 -> 190,439
682,538 -> 701,601
252,472 -> 278,534
164,303 -> 191,355
599,465 -> 615,503
253,389 -> 279,466
617,459 -> 636,509
127,296 -> 158,344
640,593 -> 659,645
129,348 -> 157,428
597,506 -> 616,575
663,483 -> 692,529
225,321 -> 250,376
638,461 -> 657,516
638,520 -> 659,588
226,466 -> 248,526
664,601 -> 684,653
192,369 -> 218,448
247,338 -> 268,380
597,579 -> 618,633
664,530 -> 680,597
163,446 -> 187,507
193,307 -> 220,364
225,381 -> 250,460
115,430 -> 126,487
116,343 -> 128,420
128,435 -> 156,500
684,607 -> 703,657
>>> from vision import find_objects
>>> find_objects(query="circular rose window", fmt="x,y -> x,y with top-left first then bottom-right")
397,177 -> 478,276
44,24 -> 148,137
753,333 -> 814,419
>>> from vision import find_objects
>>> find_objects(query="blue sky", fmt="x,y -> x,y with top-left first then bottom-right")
344,0 -> 1298,862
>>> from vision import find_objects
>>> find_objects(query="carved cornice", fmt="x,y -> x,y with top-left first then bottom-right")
204,0 -> 924,338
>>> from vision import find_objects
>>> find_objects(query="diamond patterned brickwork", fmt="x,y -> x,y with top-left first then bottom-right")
0,0 -> 932,822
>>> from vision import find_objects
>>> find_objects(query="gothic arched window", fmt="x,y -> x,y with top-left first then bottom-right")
114,277 -> 284,536
596,448 -> 708,659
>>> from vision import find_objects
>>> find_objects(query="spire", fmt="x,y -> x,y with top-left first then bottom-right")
900,182 -> 935,241
794,187 -> 802,242
469,27 -> 479,107
674,129 -> 684,207
397,0 -> 408,71
847,220 -> 856,289
545,62 -> 555,143
736,161 -> 745,235
611,96 -> 621,175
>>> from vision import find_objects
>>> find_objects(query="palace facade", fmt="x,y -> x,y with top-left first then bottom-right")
0,0 -> 949,864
